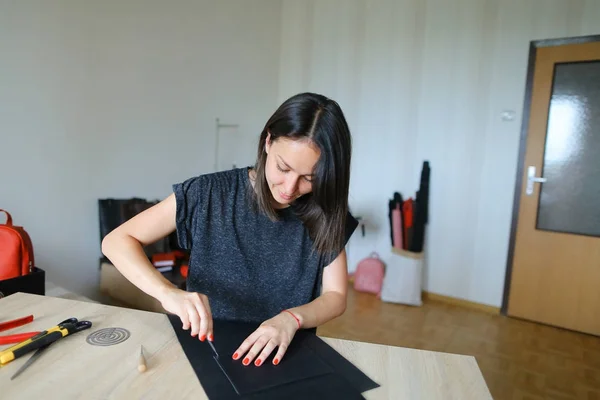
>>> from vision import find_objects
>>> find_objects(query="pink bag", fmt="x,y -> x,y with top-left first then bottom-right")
350,252 -> 385,296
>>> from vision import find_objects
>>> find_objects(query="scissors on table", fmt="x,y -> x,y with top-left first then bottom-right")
0,317 -> 92,379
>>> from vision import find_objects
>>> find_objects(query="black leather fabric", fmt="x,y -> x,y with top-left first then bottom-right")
167,314 -> 379,399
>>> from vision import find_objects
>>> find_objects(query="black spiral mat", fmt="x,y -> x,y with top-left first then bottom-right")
86,327 -> 131,346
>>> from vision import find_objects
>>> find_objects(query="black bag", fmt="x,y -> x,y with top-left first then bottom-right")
0,267 -> 45,298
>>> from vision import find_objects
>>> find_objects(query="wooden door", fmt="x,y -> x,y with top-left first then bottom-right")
503,35 -> 600,336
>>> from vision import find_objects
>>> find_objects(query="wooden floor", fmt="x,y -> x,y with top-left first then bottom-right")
317,286 -> 600,400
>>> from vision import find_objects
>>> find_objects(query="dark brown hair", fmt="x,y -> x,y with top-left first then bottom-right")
250,92 -> 352,255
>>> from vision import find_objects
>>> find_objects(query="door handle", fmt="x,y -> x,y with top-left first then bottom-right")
526,166 -> 547,195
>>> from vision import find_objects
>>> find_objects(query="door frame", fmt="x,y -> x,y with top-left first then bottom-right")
500,33 -> 600,315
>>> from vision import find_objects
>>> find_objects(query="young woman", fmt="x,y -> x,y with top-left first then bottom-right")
101,92 -> 357,367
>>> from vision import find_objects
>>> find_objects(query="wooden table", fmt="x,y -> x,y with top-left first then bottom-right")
45,281 -> 97,303
0,292 -> 492,399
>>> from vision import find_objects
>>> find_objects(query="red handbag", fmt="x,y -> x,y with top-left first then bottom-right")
0,210 -> 35,280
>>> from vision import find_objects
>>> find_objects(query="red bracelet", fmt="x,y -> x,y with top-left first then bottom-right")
282,309 -> 301,329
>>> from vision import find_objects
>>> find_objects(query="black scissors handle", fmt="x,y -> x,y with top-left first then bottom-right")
75,321 -> 92,331
63,320 -> 92,334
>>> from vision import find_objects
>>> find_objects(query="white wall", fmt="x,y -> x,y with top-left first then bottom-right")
0,0 -> 282,298
278,0 -> 600,307
3,0 -> 599,306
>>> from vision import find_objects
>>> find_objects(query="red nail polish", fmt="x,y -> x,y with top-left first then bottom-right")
208,334 -> 213,341
200,335 -> 206,341
273,358 -> 279,365
243,358 -> 249,365
233,352 -> 239,360
255,359 -> 262,366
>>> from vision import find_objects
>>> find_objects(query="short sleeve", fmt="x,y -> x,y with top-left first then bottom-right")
323,211 -> 359,267
344,211 -> 359,248
172,175 -> 206,250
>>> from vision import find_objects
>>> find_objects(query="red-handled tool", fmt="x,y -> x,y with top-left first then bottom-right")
0,315 -> 34,332
0,332 -> 40,345
0,315 -> 41,345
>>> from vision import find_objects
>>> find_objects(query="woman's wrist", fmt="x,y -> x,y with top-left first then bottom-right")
153,280 -> 177,302
282,309 -> 302,330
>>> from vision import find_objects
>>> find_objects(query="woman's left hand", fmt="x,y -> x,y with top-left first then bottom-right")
232,311 -> 299,366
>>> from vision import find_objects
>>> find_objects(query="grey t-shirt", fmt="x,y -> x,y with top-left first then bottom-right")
172,167 -> 357,324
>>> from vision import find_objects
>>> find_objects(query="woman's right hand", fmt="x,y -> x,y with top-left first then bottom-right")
158,287 -> 214,341
101,193 -> 213,341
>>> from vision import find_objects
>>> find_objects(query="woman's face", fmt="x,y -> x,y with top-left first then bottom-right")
264,134 -> 320,207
